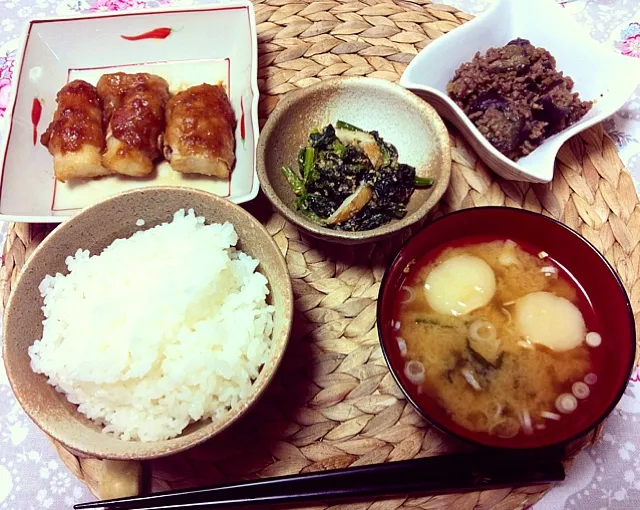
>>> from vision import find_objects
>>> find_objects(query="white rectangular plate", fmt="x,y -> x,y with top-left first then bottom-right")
0,0 -> 259,223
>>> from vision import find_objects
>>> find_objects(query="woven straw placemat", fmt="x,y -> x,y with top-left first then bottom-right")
2,1 -> 640,508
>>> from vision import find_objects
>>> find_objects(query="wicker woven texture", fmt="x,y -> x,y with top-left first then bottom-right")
2,1 -> 639,508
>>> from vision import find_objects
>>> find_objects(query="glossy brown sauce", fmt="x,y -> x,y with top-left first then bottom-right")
97,72 -> 169,157
164,84 -> 236,157
40,80 -> 104,154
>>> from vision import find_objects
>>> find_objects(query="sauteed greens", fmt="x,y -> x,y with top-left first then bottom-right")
281,121 -> 434,231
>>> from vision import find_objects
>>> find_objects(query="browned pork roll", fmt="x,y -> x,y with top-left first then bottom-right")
40,80 -> 108,182
163,84 -> 236,178
97,72 -> 170,177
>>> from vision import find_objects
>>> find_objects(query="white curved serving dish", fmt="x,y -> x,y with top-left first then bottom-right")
0,1 -> 259,223
400,0 -> 640,183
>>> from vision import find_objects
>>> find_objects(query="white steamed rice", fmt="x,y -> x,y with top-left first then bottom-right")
28,209 -> 275,442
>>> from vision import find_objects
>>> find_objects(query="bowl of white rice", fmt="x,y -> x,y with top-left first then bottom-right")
2,187 -> 293,460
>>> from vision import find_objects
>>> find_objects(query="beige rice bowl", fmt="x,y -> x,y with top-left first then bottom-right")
28,209 -> 275,442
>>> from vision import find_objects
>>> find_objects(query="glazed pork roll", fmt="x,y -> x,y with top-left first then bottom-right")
163,84 -> 236,178
97,72 -> 170,177
40,80 -> 108,182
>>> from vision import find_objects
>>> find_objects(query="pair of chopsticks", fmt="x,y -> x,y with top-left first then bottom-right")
75,449 -> 565,509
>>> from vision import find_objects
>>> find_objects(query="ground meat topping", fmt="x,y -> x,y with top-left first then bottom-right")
447,39 -> 592,161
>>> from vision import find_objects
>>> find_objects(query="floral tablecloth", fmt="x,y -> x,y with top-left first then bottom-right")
0,0 -> 638,509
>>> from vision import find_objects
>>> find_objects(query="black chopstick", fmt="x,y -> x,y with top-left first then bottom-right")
75,450 -> 565,510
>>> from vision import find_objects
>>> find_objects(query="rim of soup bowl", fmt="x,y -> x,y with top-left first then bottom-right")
377,206 -> 636,451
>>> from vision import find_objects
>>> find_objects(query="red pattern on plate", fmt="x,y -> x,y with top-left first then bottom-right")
31,97 -> 42,146
121,27 -> 173,41
240,96 -> 245,142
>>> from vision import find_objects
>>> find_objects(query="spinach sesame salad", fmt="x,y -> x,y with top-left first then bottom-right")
281,121 -> 435,232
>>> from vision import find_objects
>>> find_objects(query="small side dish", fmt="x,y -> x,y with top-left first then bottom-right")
396,238 -> 597,440
446,39 -> 592,161
41,74 -> 237,183
281,121 -> 434,231
28,208 -> 274,442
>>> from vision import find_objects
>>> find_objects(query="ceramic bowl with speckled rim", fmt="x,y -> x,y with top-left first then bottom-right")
257,77 -> 451,245
2,187 -> 293,460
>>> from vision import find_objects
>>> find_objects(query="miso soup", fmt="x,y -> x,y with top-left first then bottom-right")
394,238 -> 600,440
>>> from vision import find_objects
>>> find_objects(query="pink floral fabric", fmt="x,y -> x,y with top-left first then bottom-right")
90,0 -> 170,12
90,0 -> 148,11
620,23 -> 640,57
0,52 -> 15,118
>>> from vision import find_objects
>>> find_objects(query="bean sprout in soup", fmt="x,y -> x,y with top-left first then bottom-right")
395,239 -> 600,440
